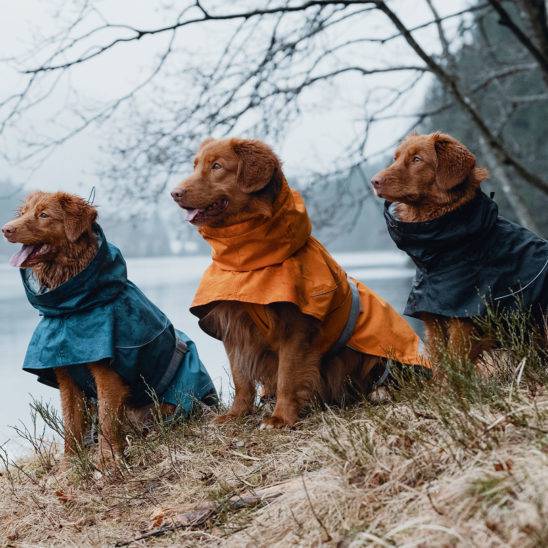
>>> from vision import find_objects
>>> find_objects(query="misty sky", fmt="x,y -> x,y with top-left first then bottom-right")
0,1 -> 467,203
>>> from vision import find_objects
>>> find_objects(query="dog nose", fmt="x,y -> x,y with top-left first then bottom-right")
171,188 -> 185,200
371,178 -> 382,189
1,223 -> 15,236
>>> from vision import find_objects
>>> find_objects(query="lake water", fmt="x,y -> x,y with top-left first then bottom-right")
0,251 -> 416,457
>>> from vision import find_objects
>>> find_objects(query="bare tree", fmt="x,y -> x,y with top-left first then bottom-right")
1,0 -> 547,229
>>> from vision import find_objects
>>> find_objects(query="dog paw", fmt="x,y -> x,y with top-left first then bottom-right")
260,415 -> 293,429
58,456 -> 73,474
213,413 -> 238,425
94,448 -> 124,473
367,386 -> 392,404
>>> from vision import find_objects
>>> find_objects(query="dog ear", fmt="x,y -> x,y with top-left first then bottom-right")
58,193 -> 98,242
231,139 -> 282,194
432,132 -> 476,189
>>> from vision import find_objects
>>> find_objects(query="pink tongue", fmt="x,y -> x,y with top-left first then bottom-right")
185,209 -> 202,222
9,244 -> 35,267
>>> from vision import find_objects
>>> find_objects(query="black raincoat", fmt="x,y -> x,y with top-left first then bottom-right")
384,191 -> 548,319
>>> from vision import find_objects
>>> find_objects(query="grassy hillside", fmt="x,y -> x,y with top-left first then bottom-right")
0,321 -> 546,546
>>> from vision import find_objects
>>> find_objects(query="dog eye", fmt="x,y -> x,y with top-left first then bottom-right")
412,155 -> 422,162
39,212 -> 49,218
211,162 -> 222,170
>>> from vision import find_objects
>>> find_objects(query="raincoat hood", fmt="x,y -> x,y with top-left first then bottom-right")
198,179 -> 312,271
384,191 -> 548,318
21,224 -> 127,317
191,181 -> 428,367
20,224 -> 217,410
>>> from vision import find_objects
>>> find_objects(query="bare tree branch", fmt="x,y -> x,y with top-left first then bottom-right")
507,93 -> 548,104
425,0 -> 455,68
1,0 -> 547,230
518,0 -> 548,66
22,1 -> 377,74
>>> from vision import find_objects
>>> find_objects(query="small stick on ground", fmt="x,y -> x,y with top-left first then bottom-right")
115,492 -> 281,546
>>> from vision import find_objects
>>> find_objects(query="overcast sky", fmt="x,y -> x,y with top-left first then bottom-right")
0,1 -> 468,204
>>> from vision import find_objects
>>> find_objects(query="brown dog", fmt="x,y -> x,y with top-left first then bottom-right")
371,132 -> 548,362
2,192 -> 182,466
171,138 -> 427,428
2,192 -> 129,463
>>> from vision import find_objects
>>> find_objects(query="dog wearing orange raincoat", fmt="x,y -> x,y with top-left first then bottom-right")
172,138 -> 429,428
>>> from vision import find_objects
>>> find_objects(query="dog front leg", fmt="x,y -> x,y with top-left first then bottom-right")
422,313 -> 448,366
447,318 -> 472,355
55,367 -> 87,457
447,318 -> 489,363
215,342 -> 256,423
262,339 -> 321,429
89,364 -> 129,464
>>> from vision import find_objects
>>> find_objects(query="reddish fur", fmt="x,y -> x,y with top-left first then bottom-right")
176,138 -> 283,226
372,132 -> 492,363
5,192 -> 99,288
3,192 -> 173,466
173,138 -> 381,428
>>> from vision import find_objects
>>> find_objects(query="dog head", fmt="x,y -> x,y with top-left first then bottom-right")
371,132 -> 488,205
2,191 -> 97,268
171,138 -> 283,226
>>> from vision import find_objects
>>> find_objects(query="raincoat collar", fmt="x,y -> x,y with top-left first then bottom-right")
21,223 -> 126,317
383,191 -> 498,271
198,179 -> 312,272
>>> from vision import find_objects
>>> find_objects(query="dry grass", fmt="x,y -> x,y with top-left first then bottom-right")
0,313 -> 546,547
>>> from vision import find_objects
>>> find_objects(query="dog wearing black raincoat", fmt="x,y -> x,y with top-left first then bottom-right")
372,132 -> 547,362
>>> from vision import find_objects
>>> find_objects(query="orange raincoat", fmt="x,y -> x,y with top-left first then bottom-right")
190,180 -> 428,367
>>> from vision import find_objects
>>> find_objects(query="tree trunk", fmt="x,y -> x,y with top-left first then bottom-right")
479,138 -> 542,235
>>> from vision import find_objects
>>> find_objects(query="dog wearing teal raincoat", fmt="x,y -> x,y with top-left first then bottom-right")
21,224 -> 217,412
3,191 -> 216,463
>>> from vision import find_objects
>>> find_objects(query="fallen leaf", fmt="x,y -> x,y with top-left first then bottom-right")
493,459 -> 513,472
55,489 -> 74,503
199,471 -> 215,485
369,471 -> 388,486
402,435 -> 414,450
150,508 -> 165,528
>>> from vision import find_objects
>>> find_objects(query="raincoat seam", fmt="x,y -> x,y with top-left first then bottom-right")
310,279 -> 344,297
114,319 -> 171,349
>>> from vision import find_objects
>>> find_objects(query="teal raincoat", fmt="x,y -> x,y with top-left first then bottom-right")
20,224 -> 217,412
